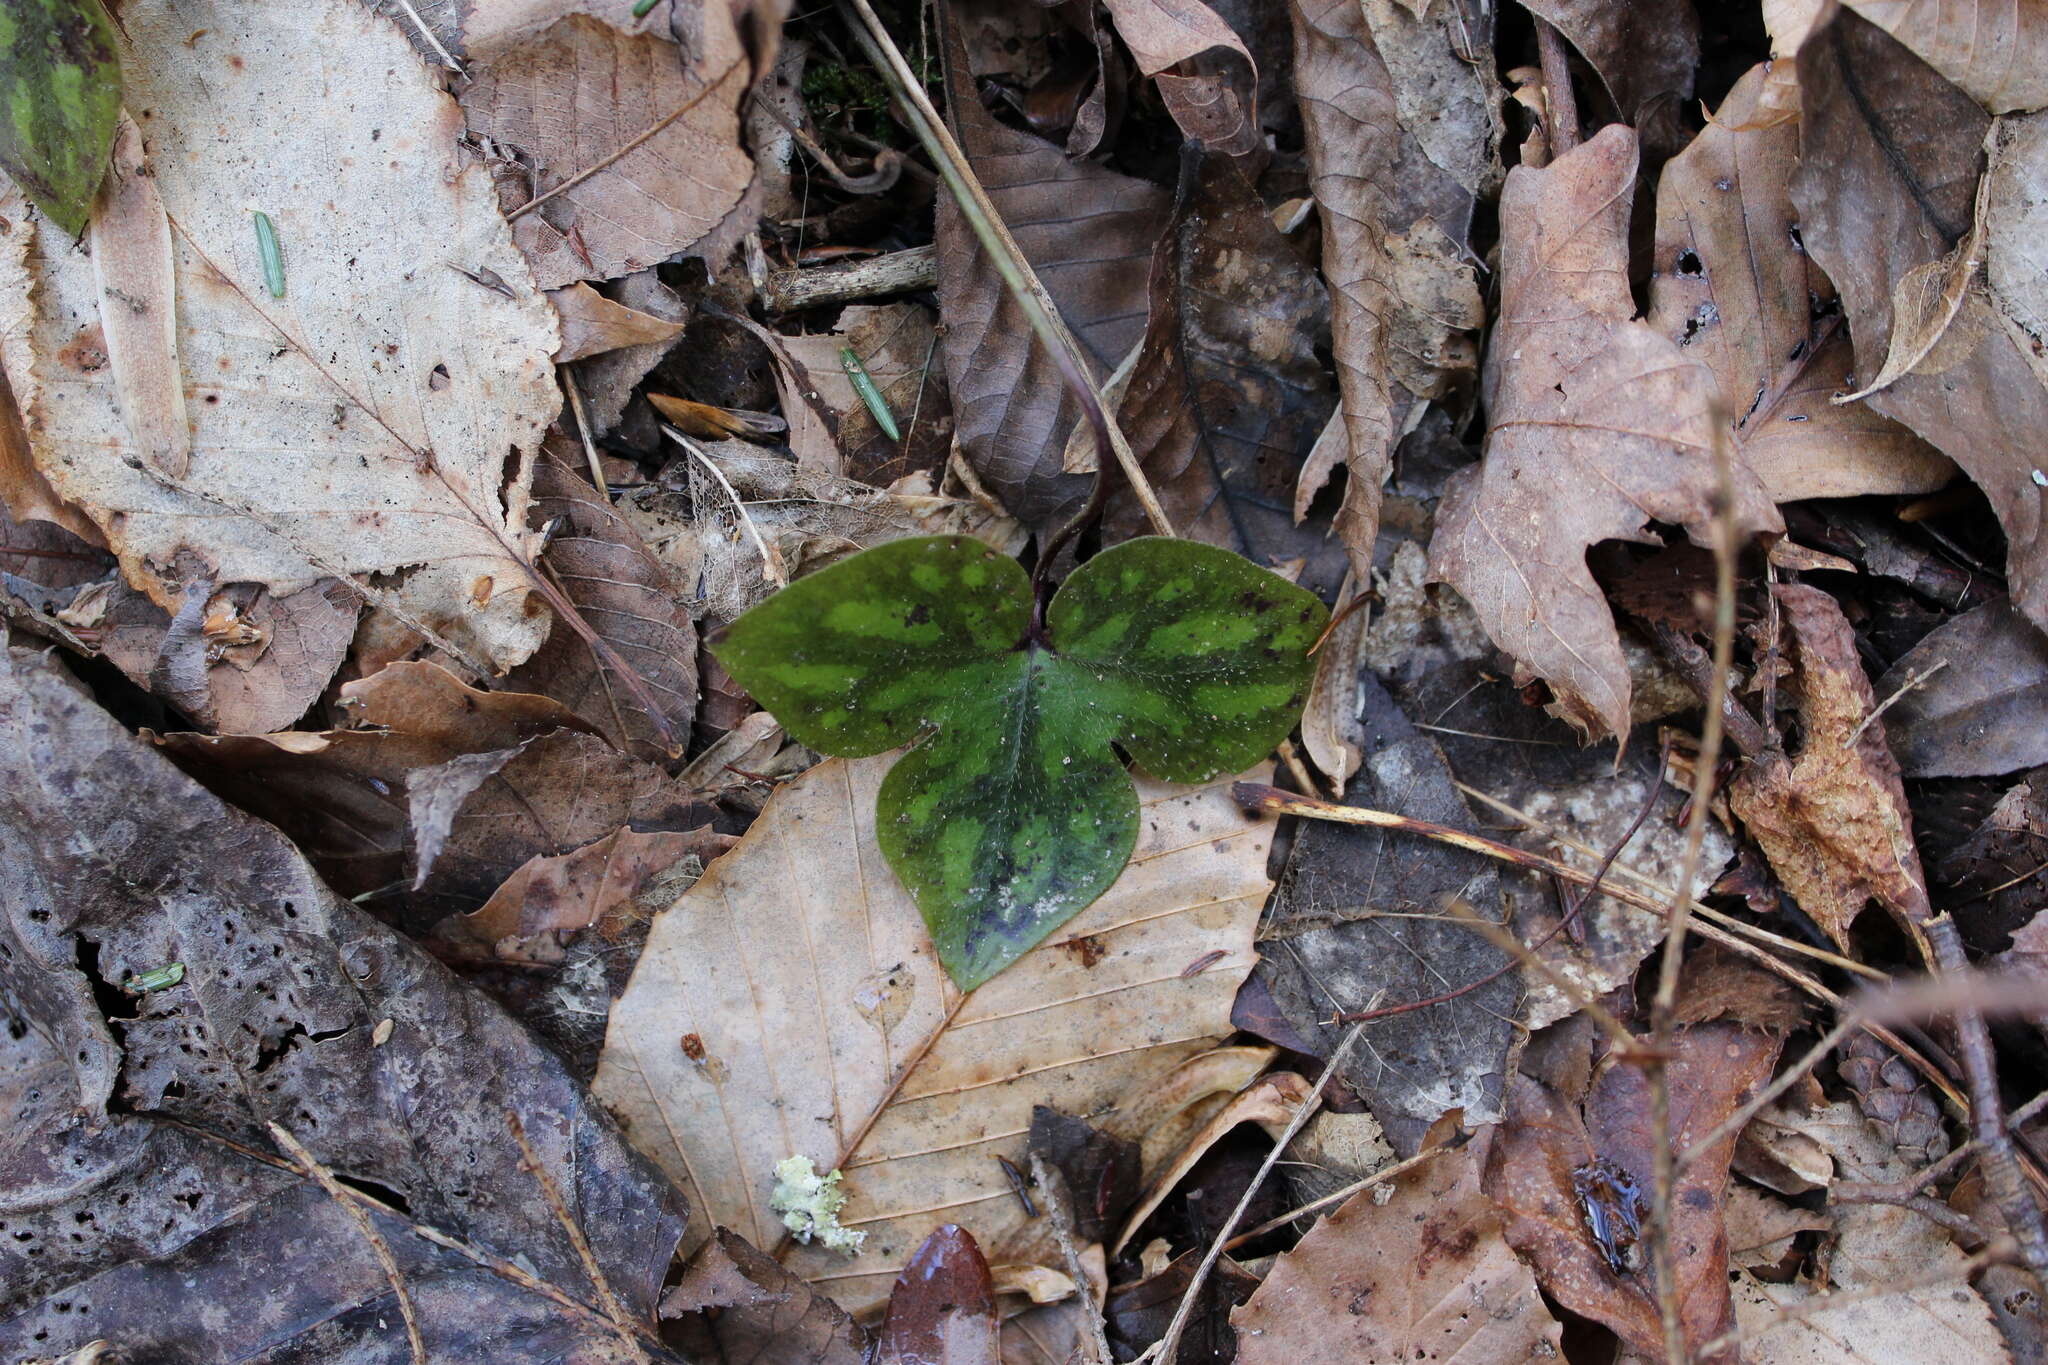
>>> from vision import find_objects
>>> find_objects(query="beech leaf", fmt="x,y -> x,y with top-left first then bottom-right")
0,0 -> 121,237
713,535 -> 1326,988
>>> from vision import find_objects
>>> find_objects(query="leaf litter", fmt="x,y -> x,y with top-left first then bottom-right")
5,0 -> 2048,1362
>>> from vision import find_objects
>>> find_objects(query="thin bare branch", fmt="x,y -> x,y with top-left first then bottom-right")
269,1123 -> 427,1365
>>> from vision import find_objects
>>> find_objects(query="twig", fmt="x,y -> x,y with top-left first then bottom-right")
1928,914 -> 2048,1283
1439,899 -> 1636,1045
1274,737 -> 1320,798
1679,1012 -> 1863,1172
269,1122 -> 427,1365
509,60 -> 746,221
761,244 -> 938,312
837,0 -> 1174,548
1830,1188 -> 1986,1242
1843,657 -> 1949,749
1222,1144 -> 1447,1249
1532,17 -> 1581,157
1139,1025 -> 1366,1365
749,89 -> 904,194
506,1111 -> 650,1362
663,426 -> 788,588
561,366 -> 608,497
1030,1154 -> 1113,1365
1646,620 -> 1768,758
1646,422 -> 1742,1365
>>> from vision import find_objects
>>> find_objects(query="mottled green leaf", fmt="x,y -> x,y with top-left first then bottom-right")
0,0 -> 122,236
713,536 -> 1327,988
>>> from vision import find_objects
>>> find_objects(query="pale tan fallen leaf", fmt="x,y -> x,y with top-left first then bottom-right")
0,0 -> 563,672
87,116 -> 186,480
1846,0 -> 2048,113
1732,1102 -> 2010,1365
1986,112 -> 2048,351
460,15 -> 755,289
1728,584 -> 1932,948
1837,170 -> 1990,402
592,755 -> 1274,1315
1646,63 -> 1950,500
1428,124 -> 1781,741
1725,1185 -> 1831,1270
549,282 -> 688,363
1233,1131 -> 1563,1365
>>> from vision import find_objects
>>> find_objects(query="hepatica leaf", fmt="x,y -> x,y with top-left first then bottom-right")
713,536 -> 1327,988
0,0 -> 123,237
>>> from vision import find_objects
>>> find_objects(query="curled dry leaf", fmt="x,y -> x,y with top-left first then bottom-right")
1253,673 -> 1517,1153
1645,63 -> 1950,501
1232,1132 -> 1563,1365
1107,147 -> 1338,586
1792,11 -> 2048,633
1101,0 -> 1262,167
591,755 -> 1273,1315
1289,0 -> 1496,577
1844,0 -> 2048,113
0,646 -> 686,1360
1876,599 -> 2048,776
1728,584 -> 1933,948
1428,124 -> 1781,741
935,14 -> 1170,529
460,14 -> 755,288
503,450 -> 699,762
1484,1022 -> 1785,1365
0,0 -> 565,672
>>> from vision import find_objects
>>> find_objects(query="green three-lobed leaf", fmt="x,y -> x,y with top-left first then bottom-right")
712,536 -> 1327,988
0,0 -> 122,237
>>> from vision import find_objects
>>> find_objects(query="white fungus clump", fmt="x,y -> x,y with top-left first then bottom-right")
769,1155 -> 866,1254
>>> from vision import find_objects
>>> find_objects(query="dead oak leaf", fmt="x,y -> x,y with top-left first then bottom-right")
1484,1022 -> 1784,1365
1728,584 -> 1932,949
1428,124 -> 1781,741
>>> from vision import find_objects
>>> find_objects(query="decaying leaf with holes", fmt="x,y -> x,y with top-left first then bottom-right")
592,753 -> 1274,1315
0,0 -> 563,672
710,535 -> 1326,987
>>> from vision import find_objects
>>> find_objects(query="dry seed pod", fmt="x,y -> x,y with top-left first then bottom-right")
1839,1029 -> 1951,1167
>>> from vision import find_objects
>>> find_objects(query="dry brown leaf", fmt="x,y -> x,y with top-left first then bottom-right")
460,15 -> 755,289
1646,63 -> 1951,500
1485,1023 -> 1785,1365
1839,181 -> 1990,402
97,579 -> 359,735
1724,1185 -> 1831,1269
342,659 -> 602,748
1428,124 -> 1781,741
0,194 -> 100,547
728,312 -> 843,473
662,1227 -> 870,1365
1112,1072 -> 1310,1255
1728,584 -> 1932,948
0,0 -> 565,673
1232,1132 -> 1563,1365
503,451 -> 699,762
1845,0 -> 2048,113
878,1225 -> 1002,1365
87,116 -> 186,480
1107,148 -> 1337,579
1791,11 -> 2048,633
1300,574 -> 1369,789
935,15 -> 1170,529
549,282 -> 688,363
1101,0 -> 1261,165
591,755 -> 1273,1315
1876,599 -> 2048,776
575,269 -> 692,434
1289,0 -> 1495,577
433,825 -> 735,965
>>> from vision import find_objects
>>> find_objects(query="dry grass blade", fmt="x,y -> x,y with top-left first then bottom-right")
268,1123 -> 427,1365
